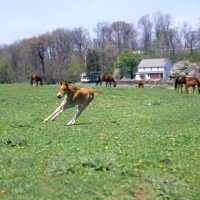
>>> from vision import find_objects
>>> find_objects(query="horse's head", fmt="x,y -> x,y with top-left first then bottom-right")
57,81 -> 68,99
40,80 -> 44,86
113,81 -> 117,87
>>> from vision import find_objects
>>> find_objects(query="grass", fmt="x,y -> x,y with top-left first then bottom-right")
0,83 -> 200,199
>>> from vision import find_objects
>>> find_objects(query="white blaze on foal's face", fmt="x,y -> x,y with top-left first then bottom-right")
57,84 -> 67,99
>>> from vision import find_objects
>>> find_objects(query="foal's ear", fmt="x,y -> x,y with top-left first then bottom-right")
64,81 -> 68,85
59,81 -> 63,85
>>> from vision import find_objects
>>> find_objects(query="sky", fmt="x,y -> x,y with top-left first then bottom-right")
0,0 -> 200,45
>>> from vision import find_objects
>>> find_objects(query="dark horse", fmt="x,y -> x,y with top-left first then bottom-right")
30,74 -> 44,86
175,75 -> 200,94
174,75 -> 186,93
96,74 -> 117,87
138,80 -> 144,88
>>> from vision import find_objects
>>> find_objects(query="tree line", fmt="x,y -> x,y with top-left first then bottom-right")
0,12 -> 200,83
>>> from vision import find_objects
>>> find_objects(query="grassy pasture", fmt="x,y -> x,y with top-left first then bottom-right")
0,83 -> 200,200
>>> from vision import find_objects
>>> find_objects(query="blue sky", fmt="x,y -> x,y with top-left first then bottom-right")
0,0 -> 199,45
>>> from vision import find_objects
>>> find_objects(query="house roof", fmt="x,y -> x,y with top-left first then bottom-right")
137,58 -> 169,68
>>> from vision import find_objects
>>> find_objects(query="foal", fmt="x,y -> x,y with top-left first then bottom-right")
185,79 -> 200,94
138,80 -> 144,88
44,81 -> 102,125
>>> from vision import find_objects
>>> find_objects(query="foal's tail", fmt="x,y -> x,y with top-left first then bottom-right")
174,76 -> 179,90
92,90 -> 102,94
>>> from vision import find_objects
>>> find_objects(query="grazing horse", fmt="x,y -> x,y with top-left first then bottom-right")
96,74 -> 117,87
185,77 -> 200,94
44,81 -> 102,125
174,75 -> 187,93
175,75 -> 200,94
30,74 -> 44,86
138,80 -> 144,88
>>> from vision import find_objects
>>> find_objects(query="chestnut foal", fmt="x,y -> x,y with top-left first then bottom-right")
44,81 -> 102,125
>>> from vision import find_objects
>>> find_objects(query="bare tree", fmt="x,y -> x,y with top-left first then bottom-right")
197,18 -> 200,48
52,28 -> 75,79
182,22 -> 198,53
160,13 -> 174,51
168,28 -> 179,56
138,14 -> 152,58
72,27 -> 91,69
93,22 -> 112,72
153,12 -> 163,42
9,42 -> 21,82
152,12 -> 175,56
110,21 -> 136,55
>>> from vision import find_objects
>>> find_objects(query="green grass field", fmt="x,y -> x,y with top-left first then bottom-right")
0,83 -> 200,199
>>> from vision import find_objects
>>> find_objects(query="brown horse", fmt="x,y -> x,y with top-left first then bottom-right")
185,77 -> 200,94
30,74 -> 44,86
96,74 -> 117,87
175,75 -> 200,94
44,81 -> 102,125
138,80 -> 144,88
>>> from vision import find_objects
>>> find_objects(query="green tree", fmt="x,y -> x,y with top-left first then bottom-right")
86,49 -> 101,76
118,49 -> 143,79
0,57 -> 14,83
67,55 -> 83,83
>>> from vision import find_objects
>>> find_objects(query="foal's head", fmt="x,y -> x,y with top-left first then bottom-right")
57,81 -> 68,99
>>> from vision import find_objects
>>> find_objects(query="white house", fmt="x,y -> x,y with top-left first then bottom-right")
80,72 -> 99,83
135,58 -> 172,80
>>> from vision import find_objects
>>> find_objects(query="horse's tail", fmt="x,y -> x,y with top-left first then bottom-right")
92,90 -> 102,94
30,75 -> 33,85
96,76 -> 100,85
174,76 -> 179,90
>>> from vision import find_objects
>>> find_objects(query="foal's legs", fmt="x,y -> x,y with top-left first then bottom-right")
44,101 -> 75,122
192,85 -> 196,94
185,85 -> 189,93
67,103 -> 89,125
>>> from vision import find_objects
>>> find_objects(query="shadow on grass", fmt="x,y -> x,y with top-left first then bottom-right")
69,122 -> 93,126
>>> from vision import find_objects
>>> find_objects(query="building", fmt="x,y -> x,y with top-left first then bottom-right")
135,58 -> 172,80
80,72 -> 99,83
